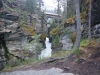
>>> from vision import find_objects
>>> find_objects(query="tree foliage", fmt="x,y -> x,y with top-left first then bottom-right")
67,0 -> 75,18
54,34 -> 60,45
37,0 -> 44,10
25,0 -> 37,13
25,0 -> 44,14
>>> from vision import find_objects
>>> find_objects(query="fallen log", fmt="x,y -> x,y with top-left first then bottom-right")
44,57 -> 65,63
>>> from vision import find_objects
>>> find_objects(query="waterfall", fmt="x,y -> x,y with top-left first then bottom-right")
39,38 -> 52,59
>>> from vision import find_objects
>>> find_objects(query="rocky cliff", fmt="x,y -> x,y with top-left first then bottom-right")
91,0 -> 100,26
0,0 -> 47,70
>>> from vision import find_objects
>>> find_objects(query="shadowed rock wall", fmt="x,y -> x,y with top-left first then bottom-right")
91,0 -> 100,26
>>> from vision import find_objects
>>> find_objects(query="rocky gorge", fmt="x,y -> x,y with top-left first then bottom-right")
0,1 -> 79,74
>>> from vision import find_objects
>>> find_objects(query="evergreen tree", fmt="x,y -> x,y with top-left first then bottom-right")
54,35 -> 60,45
25,0 -> 37,14
67,0 -> 75,18
37,0 -> 44,10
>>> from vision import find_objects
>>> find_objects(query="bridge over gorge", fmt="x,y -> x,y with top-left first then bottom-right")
44,12 -> 62,26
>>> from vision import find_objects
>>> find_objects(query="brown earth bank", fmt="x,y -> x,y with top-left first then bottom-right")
1,42 -> 100,75
64,42 -> 100,75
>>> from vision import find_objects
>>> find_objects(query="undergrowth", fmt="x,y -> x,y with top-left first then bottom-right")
52,50 -> 72,58
80,38 -> 88,47
2,58 -> 40,71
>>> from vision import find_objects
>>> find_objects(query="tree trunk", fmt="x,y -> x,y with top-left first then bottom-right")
73,0 -> 82,50
57,0 -> 60,15
57,0 -> 60,25
66,0 -> 68,18
63,0 -> 68,20
29,13 -> 32,25
88,0 -> 92,43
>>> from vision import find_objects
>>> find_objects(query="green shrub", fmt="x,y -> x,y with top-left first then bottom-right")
4,58 -> 40,71
52,50 -> 72,57
49,21 -> 56,29
80,39 -> 88,47
54,35 -> 60,45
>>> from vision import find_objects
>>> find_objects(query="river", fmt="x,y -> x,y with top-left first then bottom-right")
39,38 -> 52,59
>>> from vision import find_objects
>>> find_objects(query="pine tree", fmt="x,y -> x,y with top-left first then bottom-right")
25,0 -> 37,14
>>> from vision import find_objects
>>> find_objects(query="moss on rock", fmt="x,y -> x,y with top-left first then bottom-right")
65,11 -> 86,24
22,25 -> 36,36
50,27 -> 59,35
39,34 -> 47,41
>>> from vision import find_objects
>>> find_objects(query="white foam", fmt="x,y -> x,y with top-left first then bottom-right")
39,38 -> 52,59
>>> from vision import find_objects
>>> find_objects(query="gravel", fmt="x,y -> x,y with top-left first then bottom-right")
0,67 -> 74,75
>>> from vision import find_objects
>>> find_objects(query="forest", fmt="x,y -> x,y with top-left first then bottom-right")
0,0 -> 100,75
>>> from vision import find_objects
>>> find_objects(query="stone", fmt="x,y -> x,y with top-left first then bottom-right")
0,67 -> 75,75
0,63 -> 5,71
60,35 -> 73,50
0,10 -> 37,66
8,59 -> 20,67
51,42 -> 63,52
0,0 -> 48,70
49,36 -> 52,43
0,29 -> 11,34
0,13 -> 19,21
0,19 -> 13,25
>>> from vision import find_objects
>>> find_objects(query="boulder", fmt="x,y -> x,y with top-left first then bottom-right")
8,59 -> 20,67
60,35 -> 73,50
51,42 -> 63,52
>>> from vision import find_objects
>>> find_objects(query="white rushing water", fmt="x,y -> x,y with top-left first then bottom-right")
40,38 -> 52,59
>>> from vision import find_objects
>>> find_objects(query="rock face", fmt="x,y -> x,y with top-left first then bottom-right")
91,0 -> 100,26
0,0 -> 22,66
50,26 -> 74,52
60,35 -> 73,50
51,36 -> 73,51
92,24 -> 100,37
0,0 -> 44,69
51,42 -> 63,53
0,13 -> 28,54
0,11 -> 29,62
0,12 -> 43,60
6,30 -> 29,59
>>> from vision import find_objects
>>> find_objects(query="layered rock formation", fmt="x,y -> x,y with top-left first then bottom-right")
0,0 -> 47,70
